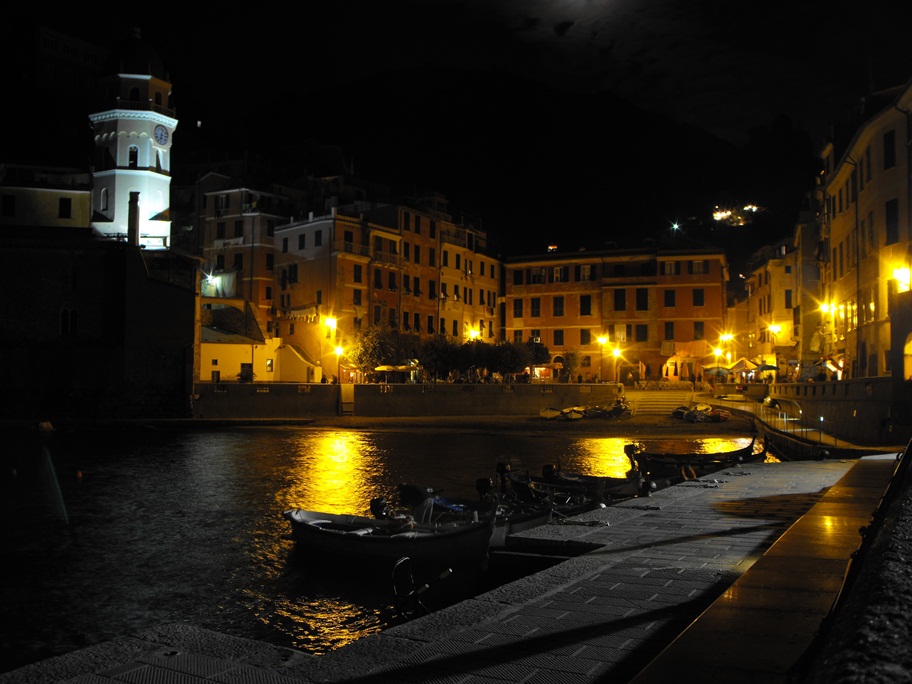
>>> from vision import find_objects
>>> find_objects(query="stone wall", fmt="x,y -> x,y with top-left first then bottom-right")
191,382 -> 624,419
769,377 -> 910,445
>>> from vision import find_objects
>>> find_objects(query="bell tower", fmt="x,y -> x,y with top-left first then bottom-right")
89,28 -> 177,249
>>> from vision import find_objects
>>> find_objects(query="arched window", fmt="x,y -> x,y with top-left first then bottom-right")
100,188 -> 108,211
128,146 -> 138,168
154,92 -> 162,106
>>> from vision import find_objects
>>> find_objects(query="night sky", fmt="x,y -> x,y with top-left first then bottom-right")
5,2 -> 911,265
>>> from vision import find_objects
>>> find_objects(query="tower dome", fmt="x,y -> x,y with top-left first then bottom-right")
104,28 -> 168,81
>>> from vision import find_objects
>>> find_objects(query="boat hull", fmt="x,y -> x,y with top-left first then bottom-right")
283,509 -> 494,572
637,437 -> 761,479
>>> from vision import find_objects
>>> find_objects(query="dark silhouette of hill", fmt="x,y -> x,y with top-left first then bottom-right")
201,65 -> 755,256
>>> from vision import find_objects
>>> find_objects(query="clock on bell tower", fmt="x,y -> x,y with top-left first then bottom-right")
89,28 -> 177,249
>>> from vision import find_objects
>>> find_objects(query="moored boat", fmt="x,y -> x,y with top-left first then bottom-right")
636,436 -> 761,480
282,508 -> 495,572
394,478 -> 598,547
506,456 -> 645,505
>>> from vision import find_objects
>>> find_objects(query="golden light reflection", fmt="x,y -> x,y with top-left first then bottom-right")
561,437 -> 756,479
281,431 -> 379,516
572,438 -> 644,478
272,596 -> 384,654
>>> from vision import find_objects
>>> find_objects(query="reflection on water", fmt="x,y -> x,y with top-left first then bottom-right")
286,431 -> 384,515
1,426 -> 752,671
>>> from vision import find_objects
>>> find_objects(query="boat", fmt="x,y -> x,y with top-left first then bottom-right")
282,508 -> 495,572
671,404 -> 731,422
636,436 -> 761,480
561,406 -> 586,420
394,477 -> 596,547
541,398 -> 630,421
506,455 -> 645,505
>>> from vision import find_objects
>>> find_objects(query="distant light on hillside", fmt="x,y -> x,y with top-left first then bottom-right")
713,204 -> 763,227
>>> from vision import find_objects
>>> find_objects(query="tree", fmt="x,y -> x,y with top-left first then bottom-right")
418,337 -> 460,381
346,326 -> 395,375
490,341 -> 531,376
524,340 -> 550,366
562,347 -> 582,382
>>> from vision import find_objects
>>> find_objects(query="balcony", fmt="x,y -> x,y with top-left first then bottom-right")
373,251 -> 400,266
214,237 -> 245,248
335,241 -> 370,257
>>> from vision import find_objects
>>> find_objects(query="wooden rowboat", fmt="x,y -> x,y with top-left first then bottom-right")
636,437 -> 761,480
282,508 -> 494,572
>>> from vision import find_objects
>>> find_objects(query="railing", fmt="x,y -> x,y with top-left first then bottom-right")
373,251 -> 400,266
336,241 -> 370,257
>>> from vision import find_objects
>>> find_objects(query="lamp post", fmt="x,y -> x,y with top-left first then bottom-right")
597,336 -> 608,383
334,345 -> 344,414
322,316 -> 337,382
612,347 -> 622,384
334,345 -> 344,384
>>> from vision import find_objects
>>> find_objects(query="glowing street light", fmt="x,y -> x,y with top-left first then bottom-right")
321,316 -> 338,383
612,347 -> 622,383
334,345 -> 344,384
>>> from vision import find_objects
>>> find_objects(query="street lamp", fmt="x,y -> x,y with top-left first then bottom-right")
322,316 -> 338,382
334,345 -> 344,384
612,347 -> 622,383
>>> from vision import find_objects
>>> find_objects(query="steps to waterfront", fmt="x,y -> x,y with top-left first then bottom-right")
626,389 -> 695,415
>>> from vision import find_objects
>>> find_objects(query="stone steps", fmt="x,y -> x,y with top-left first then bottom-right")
626,390 -> 695,415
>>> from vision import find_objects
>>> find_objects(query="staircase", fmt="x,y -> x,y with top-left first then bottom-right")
626,390 -> 695,416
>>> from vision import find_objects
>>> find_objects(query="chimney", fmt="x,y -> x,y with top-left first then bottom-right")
128,191 -> 140,245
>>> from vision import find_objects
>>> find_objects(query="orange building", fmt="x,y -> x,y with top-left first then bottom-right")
505,245 -> 728,384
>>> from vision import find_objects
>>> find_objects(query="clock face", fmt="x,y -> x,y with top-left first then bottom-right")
154,125 -> 169,145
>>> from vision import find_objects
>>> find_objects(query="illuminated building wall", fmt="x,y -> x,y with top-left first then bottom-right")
817,82 -> 912,378
505,246 -> 727,383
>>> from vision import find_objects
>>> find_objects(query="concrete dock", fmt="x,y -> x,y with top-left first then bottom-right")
2,447 -> 902,684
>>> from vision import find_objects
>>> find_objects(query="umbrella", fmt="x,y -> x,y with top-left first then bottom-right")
728,357 -> 757,372
703,366 -> 729,376
755,363 -> 778,372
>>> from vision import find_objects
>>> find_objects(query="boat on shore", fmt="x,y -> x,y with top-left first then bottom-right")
282,508 -> 495,572
540,398 -> 631,421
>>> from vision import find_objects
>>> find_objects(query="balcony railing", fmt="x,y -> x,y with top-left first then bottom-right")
335,241 -> 370,257
373,251 -> 400,266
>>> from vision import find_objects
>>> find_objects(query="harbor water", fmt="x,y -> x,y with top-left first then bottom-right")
1,424 -> 754,673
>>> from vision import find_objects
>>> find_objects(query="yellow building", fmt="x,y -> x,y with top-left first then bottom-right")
743,240 -> 800,379
817,81 -> 912,378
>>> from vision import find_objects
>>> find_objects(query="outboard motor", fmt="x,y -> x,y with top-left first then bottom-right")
370,497 -> 391,519
542,463 -> 559,479
495,462 -> 512,494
